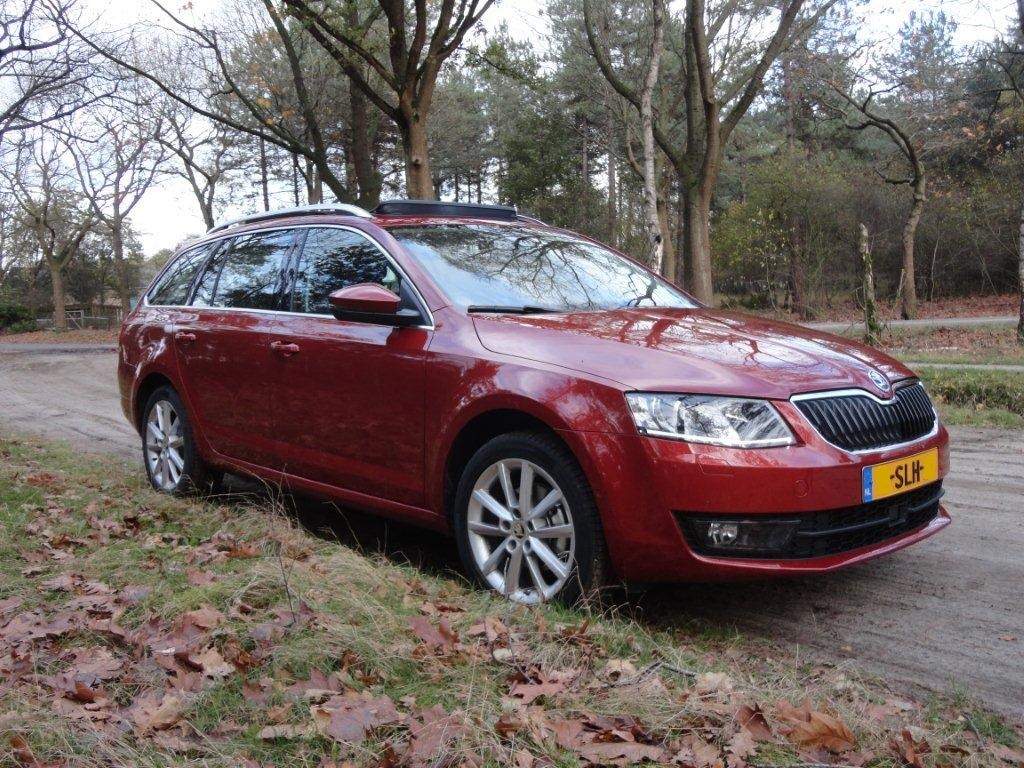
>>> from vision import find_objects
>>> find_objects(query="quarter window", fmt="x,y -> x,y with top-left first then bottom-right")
148,244 -> 213,305
292,227 -> 399,315
192,229 -> 296,310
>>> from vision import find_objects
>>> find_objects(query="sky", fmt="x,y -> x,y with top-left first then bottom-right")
119,0 -> 1018,257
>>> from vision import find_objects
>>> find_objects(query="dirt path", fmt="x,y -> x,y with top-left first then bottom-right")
1,347 -> 1022,719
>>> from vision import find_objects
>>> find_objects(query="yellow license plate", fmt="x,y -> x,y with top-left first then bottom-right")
862,448 -> 938,502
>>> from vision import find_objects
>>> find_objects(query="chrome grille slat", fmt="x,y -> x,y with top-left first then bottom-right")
793,382 -> 937,452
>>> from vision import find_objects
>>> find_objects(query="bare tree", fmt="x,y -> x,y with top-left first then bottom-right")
156,100 -> 241,230
2,134 -> 95,330
585,0 -> 839,303
0,0 -> 111,145
76,0 -> 354,202
281,0 -> 495,199
71,103 -> 165,312
829,85 -> 925,320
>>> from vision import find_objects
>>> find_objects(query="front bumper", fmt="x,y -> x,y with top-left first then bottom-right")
567,405 -> 951,583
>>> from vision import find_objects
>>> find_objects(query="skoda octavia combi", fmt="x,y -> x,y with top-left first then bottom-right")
119,200 -> 950,604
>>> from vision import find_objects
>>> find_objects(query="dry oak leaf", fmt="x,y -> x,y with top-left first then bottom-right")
734,704 -> 774,742
890,729 -> 931,768
130,690 -> 187,732
310,691 -> 402,744
782,709 -> 857,754
992,744 -> 1024,766
407,614 -> 458,652
404,704 -> 469,767
258,723 -> 315,740
576,741 -> 667,765
601,659 -> 638,682
726,729 -> 758,768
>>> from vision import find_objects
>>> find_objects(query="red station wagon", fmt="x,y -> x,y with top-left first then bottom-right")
119,200 -> 950,604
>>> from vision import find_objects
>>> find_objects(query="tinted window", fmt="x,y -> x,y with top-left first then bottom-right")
390,224 -> 695,312
292,227 -> 399,314
148,244 -> 212,305
192,229 -> 296,310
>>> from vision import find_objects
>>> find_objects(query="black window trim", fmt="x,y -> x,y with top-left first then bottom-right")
142,224 -> 434,329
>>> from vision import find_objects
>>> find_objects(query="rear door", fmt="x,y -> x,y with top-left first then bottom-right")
268,226 -> 430,507
174,228 -> 299,468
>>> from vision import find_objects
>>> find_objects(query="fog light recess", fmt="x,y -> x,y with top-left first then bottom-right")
684,517 -> 800,555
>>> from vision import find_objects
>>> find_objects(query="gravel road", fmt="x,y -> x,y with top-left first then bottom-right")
1,345 -> 1021,719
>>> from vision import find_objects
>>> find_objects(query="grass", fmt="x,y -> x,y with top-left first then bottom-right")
836,325 -> 1024,367
0,436 -> 1019,767
917,366 -> 1024,428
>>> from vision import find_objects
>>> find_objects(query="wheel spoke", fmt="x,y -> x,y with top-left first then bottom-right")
479,540 -> 510,575
518,461 -> 534,514
498,461 -> 517,509
524,552 -> 548,597
167,435 -> 184,449
168,448 -> 185,472
161,454 -> 171,488
468,520 -> 504,537
156,402 -> 168,433
524,488 -> 562,522
504,546 -> 523,595
147,421 -> 164,442
472,489 -> 513,523
531,539 -> 568,580
532,522 -> 573,539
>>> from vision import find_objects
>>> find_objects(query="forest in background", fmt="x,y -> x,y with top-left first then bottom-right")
0,0 -> 1022,334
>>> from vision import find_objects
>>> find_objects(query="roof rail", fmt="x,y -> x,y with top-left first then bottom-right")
373,199 -> 518,221
207,203 -> 373,234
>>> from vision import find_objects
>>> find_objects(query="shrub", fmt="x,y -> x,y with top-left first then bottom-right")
0,303 -> 33,332
920,367 -> 1024,416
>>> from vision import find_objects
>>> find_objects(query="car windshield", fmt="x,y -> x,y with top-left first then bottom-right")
389,223 -> 697,312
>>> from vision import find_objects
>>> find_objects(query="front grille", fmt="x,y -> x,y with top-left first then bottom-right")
678,481 -> 943,560
794,381 -> 936,452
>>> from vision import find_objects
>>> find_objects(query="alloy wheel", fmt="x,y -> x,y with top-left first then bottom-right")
145,399 -> 185,492
466,458 -> 575,603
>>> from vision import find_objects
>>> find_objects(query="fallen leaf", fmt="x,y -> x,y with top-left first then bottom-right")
890,728 -> 931,768
784,710 -> 857,753
311,691 -> 402,744
735,704 -> 774,741
258,723 -> 314,740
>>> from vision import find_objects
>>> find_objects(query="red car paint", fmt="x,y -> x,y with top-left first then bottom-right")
119,211 -> 950,583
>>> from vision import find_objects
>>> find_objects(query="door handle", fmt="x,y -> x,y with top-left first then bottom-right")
270,340 -> 300,357
174,331 -> 196,343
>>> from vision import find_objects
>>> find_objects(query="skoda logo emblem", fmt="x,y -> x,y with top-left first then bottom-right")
869,370 -> 891,392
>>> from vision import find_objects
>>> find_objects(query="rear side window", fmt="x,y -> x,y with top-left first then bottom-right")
192,229 -> 296,310
147,244 -> 212,305
292,227 -> 399,314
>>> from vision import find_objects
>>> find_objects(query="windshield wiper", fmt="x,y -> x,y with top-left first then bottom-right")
466,305 -> 562,315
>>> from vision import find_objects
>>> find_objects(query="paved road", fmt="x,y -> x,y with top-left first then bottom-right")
1,347 -> 1022,719
807,315 -> 1016,332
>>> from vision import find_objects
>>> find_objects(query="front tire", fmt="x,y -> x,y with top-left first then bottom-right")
141,386 -> 211,495
453,431 -> 607,605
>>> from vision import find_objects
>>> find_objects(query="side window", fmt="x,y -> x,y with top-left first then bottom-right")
148,244 -> 212,305
292,227 -> 399,315
192,229 -> 296,310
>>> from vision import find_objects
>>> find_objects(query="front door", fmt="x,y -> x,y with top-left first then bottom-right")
173,228 -> 299,468
267,226 -> 430,507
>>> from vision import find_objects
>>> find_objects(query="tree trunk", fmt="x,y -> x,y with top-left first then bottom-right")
687,188 -> 714,304
1018,197 -> 1024,345
860,223 -> 881,346
111,221 -> 131,313
640,0 -> 665,272
399,114 -> 435,200
657,193 -> 675,280
48,258 -> 67,332
900,175 -> 925,320
606,120 -> 618,247
258,137 -> 270,212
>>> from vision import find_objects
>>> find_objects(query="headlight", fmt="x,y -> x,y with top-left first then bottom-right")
625,393 -> 795,447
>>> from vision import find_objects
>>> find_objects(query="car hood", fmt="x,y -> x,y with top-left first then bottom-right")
472,308 -> 914,400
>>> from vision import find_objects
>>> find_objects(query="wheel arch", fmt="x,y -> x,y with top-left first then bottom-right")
133,372 -> 176,433
441,408 -> 581,525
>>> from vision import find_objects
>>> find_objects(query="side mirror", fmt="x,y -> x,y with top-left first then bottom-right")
328,283 -> 423,327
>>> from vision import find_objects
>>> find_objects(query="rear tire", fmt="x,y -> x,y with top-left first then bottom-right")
141,386 -> 211,496
453,431 -> 608,605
